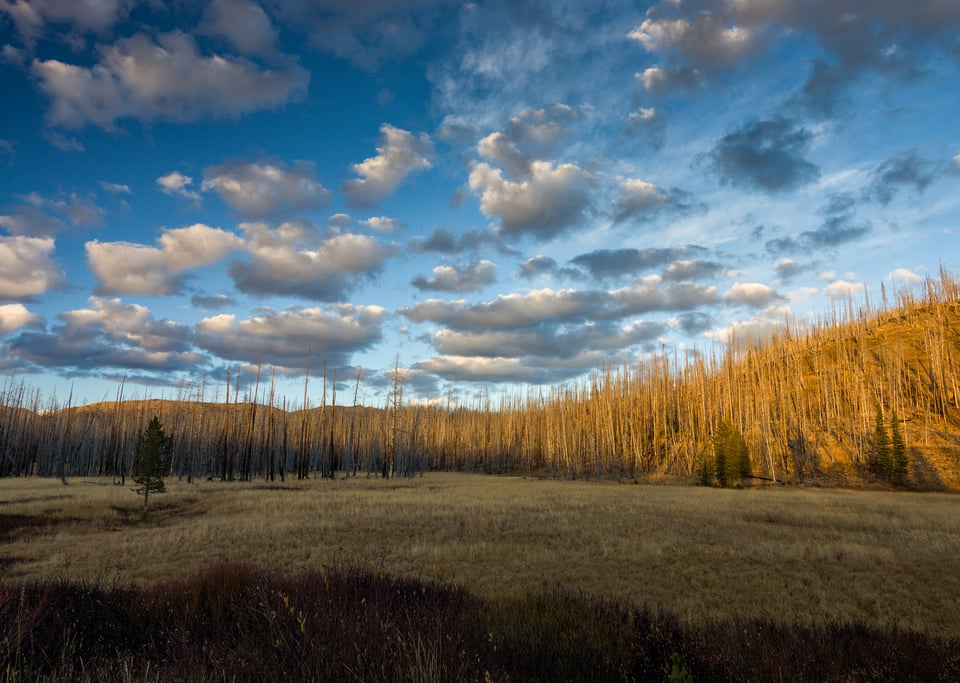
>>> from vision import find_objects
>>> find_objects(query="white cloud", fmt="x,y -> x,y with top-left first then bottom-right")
706,303 -> 793,345
99,181 -> 132,195
342,124 -> 434,208
32,31 -> 309,129
360,215 -> 401,233
0,235 -> 65,299
0,303 -> 43,335
628,15 -> 757,67
194,304 -> 387,369
202,160 -> 331,218
614,178 -> 668,221
86,224 -> 242,295
468,160 -> 593,239
157,171 -> 201,202
412,260 -> 497,293
415,355 -> 544,383
952,154 -> 960,172
886,268 -> 922,286
724,282 -> 782,307
636,66 -> 703,93
229,223 -> 394,301
825,279 -> 863,298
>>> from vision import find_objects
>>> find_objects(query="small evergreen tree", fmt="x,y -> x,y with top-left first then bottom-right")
890,409 -> 907,486
873,404 -> 892,480
133,416 -> 172,513
713,420 -> 750,487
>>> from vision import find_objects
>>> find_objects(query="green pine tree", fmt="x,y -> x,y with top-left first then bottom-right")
890,409 -> 907,486
873,404 -> 892,481
133,416 -> 172,513
713,420 -> 750,487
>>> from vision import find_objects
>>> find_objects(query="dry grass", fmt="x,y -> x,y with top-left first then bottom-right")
2,473 -> 959,637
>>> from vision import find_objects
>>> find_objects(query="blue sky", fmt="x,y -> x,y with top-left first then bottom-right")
1,0 -> 958,408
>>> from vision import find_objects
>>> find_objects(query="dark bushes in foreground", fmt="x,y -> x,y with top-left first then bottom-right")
2,563 -> 958,682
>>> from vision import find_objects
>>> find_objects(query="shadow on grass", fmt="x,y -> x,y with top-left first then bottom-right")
2,562 -> 958,682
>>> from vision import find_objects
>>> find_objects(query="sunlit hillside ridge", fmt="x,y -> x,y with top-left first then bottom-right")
1,268 -> 958,488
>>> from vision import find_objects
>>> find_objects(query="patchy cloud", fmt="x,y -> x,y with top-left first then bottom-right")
157,172 -> 201,203
342,124 -> 434,208
765,192 -> 869,255
86,224 -> 242,296
410,226 -> 504,255
629,13 -> 759,68
0,0 -> 131,46
0,235 -> 66,300
199,0 -> 279,59
867,152 -> 936,204
636,66 -> 704,94
190,293 -> 236,311
412,260 -> 497,293
32,31 -> 309,129
704,117 -> 820,193
570,246 -> 707,281
0,191 -> 104,237
7,297 -> 201,373
202,160 -> 332,218
194,303 -> 387,371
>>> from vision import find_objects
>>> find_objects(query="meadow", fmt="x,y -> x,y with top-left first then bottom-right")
3,473 -> 959,637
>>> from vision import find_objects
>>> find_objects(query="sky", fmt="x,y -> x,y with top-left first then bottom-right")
0,0 -> 959,408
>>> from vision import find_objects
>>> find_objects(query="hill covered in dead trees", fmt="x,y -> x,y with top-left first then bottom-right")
2,269 -> 959,488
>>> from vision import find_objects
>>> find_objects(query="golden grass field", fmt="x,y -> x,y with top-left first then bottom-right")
2,473 -> 959,638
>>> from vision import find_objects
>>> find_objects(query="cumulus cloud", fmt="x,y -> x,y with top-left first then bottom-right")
229,222 -> 394,301
99,181 -> 131,195
194,304 -> 387,370
190,293 -> 236,311
341,124 -> 434,208
86,224 -> 242,296
32,31 -> 309,129
7,297 -> 202,373
706,303 -> 793,346
0,303 -> 43,335
469,160 -> 593,240
202,160 -> 332,217
724,282 -> 783,308
636,66 -> 704,94
412,260 -> 497,293
825,279 -> 863,298
704,117 -> 820,193
886,268 -> 922,286
0,235 -> 65,299
157,172 -> 201,203
663,259 -> 725,281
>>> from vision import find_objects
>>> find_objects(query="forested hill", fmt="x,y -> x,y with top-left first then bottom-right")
2,271 -> 958,488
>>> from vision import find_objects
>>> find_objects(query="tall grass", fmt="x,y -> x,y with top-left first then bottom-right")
2,562 -> 958,682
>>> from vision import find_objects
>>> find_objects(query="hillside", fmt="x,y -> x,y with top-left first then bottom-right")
1,270 -> 958,487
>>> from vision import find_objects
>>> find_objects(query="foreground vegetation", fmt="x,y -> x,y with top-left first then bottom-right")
1,270 -> 958,488
2,475 -> 959,639
4,561 -> 958,682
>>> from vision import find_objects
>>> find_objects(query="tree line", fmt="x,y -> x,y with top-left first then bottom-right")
1,268 -> 958,488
